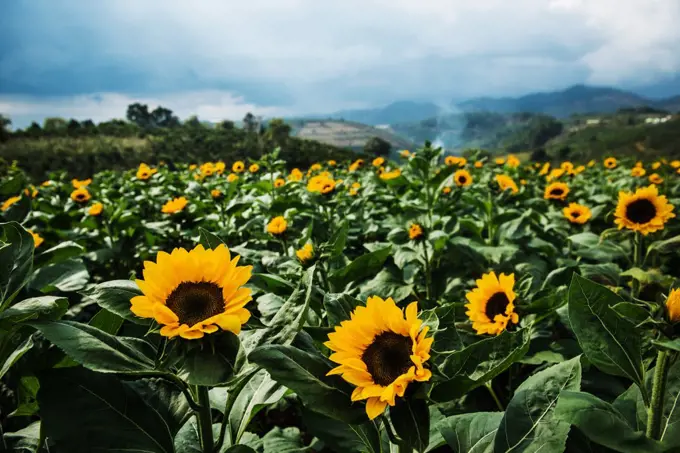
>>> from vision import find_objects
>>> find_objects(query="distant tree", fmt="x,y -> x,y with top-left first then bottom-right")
81,119 -> 97,135
126,103 -> 151,128
265,118 -> 291,147
530,148 -> 548,162
0,114 -> 11,141
364,136 -> 391,156
242,113 -> 256,133
150,106 -> 179,128
26,122 -> 42,138
216,120 -> 235,130
43,117 -> 68,134
183,115 -> 202,128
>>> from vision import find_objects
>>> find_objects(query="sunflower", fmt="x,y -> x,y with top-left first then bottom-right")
539,163 -> 550,176
495,175 -> 518,194
465,272 -> 519,335
544,182 -> 569,200
232,161 -> 245,173
267,216 -> 287,235
307,175 -> 336,194
214,162 -> 226,175
296,243 -> 314,263
474,161 -> 483,168
380,169 -> 401,180
495,157 -> 506,165
652,162 -> 662,170
349,188 -> 359,196
88,202 -> 104,216
454,169 -> 472,187
28,230 -> 44,248
41,180 -> 52,187
24,187 -> 38,198
372,157 -> 385,167
71,188 -> 91,203
189,164 -> 198,171
631,167 -> 646,177
211,189 -> 223,199
274,178 -> 285,188
666,289 -> 680,323
614,185 -> 675,235
400,150 -> 411,158
162,197 -> 188,214
1,196 -> 21,212
137,163 -> 157,180
72,178 -> 92,189
649,173 -> 664,184
408,223 -> 423,240
604,157 -> 617,169
546,168 -> 565,182
507,155 -> 520,168
442,186 -> 452,194
327,160 -> 337,166
563,203 -> 591,224
444,156 -> 459,166
130,244 -> 252,339
248,164 -> 259,174
560,161 -> 574,172
325,296 -> 432,420
671,160 -> 680,169
200,163 -> 215,177
349,159 -> 365,172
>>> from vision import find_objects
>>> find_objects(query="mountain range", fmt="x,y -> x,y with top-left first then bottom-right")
318,84 -> 680,126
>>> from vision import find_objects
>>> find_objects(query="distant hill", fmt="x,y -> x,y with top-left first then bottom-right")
319,101 -> 442,126
288,119 -> 415,152
455,85 -> 679,118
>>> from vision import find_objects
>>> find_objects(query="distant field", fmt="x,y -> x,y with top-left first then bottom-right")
290,119 -> 414,151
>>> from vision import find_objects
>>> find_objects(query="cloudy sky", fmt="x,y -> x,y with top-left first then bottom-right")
2,0 -> 680,126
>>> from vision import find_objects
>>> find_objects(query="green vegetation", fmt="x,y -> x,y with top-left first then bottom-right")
0,106 -> 361,179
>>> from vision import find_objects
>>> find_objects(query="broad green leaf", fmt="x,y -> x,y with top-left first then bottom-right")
127,378 -> 192,438
555,391 -> 665,453
324,220 -> 348,258
79,279 -> 149,325
613,384 -> 646,432
0,334 -> 33,380
431,329 -> 530,401
301,408 -> 382,453
660,359 -> 680,448
250,273 -> 296,296
88,308 -> 124,335
0,296 -> 68,325
494,356 -> 582,453
30,320 -> 156,373
34,241 -> 84,267
199,227 -> 226,249
390,398 -> 430,453
177,332 -> 240,385
3,421 -> 41,453
568,232 -> 628,261
0,173 -> 26,196
568,274 -> 645,391
437,412 -> 503,453
38,367 -> 176,453
329,246 -> 392,290
228,369 -> 287,444
652,338 -> 680,353
249,344 -> 366,424
28,257 -> 89,293
324,293 -> 362,327
611,302 -> 651,326
261,427 -> 313,453
0,222 -> 34,308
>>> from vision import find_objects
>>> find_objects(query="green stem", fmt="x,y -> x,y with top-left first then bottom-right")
632,232 -> 643,299
486,382 -> 504,411
485,192 -> 494,245
195,386 -> 214,453
646,350 -> 669,440
422,240 -> 432,302
397,445 -> 413,453
215,368 -> 259,451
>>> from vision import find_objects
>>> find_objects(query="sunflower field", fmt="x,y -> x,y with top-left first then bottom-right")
2,146 -> 680,453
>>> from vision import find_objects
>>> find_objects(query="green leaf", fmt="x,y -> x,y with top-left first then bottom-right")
88,308 -> 124,335
126,377 -> 192,438
0,173 -> 26,196
0,222 -> 34,308
0,296 -> 68,325
324,293 -> 362,327
28,257 -> 89,293
38,367 -> 176,453
228,369 -> 287,444
34,241 -> 84,267
0,334 -> 33,380
249,344 -> 366,424
613,384 -> 647,432
494,356 -> 582,452
437,412 -> 503,453
178,332 -> 240,386
660,359 -> 680,448
431,329 -> 530,401
611,302 -> 651,326
3,421 -> 41,453
646,235 -> 680,256
568,232 -> 628,261
390,398 -> 430,453
250,273 -> 296,296
555,391 -> 665,453
568,274 -> 645,391
329,246 -> 392,290
301,408 -> 382,453
261,427 -> 312,453
2,195 -> 31,223
80,279 -> 150,325
29,320 -> 156,373
324,220 -> 348,258
652,338 -> 680,353
199,227 -> 226,249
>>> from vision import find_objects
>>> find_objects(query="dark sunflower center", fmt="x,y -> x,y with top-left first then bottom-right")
550,188 -> 564,196
571,211 -> 581,218
165,281 -> 225,326
76,194 -> 85,201
458,175 -> 467,183
626,199 -> 656,224
485,292 -> 509,320
362,332 -> 413,386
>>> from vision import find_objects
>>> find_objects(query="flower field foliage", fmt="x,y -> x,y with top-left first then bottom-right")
2,145 -> 680,453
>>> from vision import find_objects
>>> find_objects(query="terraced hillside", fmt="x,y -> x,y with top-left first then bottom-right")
289,119 -> 414,151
